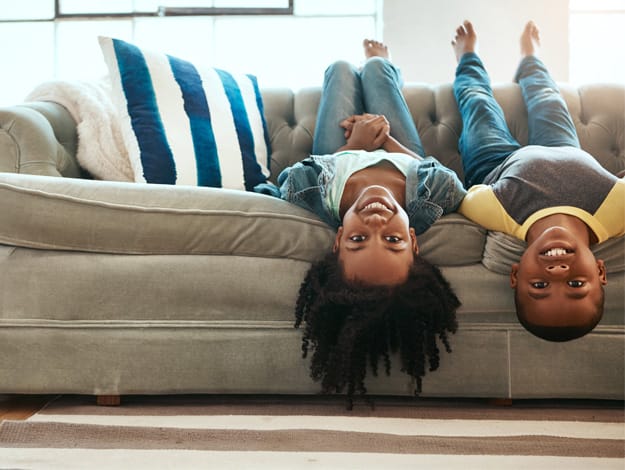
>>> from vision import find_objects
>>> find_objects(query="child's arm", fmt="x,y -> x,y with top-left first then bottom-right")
382,135 -> 421,159
458,185 -> 522,237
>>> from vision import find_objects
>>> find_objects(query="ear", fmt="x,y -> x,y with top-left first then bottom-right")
510,263 -> 519,288
597,259 -> 608,285
333,226 -> 343,253
409,228 -> 419,255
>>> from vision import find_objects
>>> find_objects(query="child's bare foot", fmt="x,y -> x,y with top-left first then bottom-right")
451,20 -> 478,62
363,39 -> 390,60
520,21 -> 540,57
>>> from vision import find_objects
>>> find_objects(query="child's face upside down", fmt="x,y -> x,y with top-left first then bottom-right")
334,185 -> 419,286
511,225 -> 607,338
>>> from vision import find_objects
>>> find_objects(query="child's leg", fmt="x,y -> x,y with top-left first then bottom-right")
515,56 -> 580,148
313,61 -> 363,155
360,57 -> 424,156
454,52 -> 521,187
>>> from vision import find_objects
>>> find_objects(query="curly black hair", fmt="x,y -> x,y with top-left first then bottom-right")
294,251 -> 460,405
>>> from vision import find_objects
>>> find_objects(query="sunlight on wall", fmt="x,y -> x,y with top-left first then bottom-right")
569,12 -> 625,85
0,2 -> 622,106
0,15 -> 377,106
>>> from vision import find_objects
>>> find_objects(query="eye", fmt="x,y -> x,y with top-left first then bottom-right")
568,280 -> 586,288
531,281 -> 549,289
385,235 -> 402,243
349,235 -> 366,242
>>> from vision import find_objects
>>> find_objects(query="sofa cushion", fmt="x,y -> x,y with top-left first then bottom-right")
99,36 -> 270,190
0,172 -> 485,267
418,213 -> 486,266
0,173 -> 334,262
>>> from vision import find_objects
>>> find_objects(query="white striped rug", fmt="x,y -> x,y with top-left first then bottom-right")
0,395 -> 623,469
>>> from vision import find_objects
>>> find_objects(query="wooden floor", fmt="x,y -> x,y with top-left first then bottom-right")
1,394 -> 623,423
0,394 -> 53,421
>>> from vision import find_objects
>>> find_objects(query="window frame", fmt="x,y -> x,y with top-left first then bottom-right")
54,0 -> 295,19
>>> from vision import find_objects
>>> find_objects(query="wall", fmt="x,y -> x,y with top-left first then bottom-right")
383,0 -> 570,84
0,1 -> 577,106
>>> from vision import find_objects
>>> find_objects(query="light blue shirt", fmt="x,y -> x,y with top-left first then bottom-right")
254,151 -> 467,235
326,150 -> 413,219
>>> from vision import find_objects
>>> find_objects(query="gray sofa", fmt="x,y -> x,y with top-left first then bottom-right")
0,82 -> 623,402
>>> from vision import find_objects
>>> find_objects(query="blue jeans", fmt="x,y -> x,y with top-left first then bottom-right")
312,58 -> 424,156
453,53 -> 580,187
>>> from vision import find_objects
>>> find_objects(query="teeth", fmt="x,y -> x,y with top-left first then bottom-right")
364,202 -> 389,211
544,248 -> 569,257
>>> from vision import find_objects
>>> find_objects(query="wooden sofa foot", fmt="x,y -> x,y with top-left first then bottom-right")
96,395 -> 121,406
488,398 -> 513,406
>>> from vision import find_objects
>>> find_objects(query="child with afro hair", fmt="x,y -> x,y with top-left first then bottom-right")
256,39 -> 465,404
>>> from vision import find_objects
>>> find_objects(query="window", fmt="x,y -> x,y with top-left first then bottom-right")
57,0 -> 293,16
0,0 -> 381,105
569,0 -> 625,84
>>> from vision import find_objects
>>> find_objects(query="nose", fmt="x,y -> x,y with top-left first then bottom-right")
363,213 -> 387,228
546,263 -> 569,277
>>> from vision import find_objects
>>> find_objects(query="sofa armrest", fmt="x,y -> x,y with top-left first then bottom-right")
0,102 -> 82,178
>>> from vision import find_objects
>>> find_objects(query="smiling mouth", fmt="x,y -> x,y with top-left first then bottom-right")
363,201 -> 391,211
541,247 -> 574,257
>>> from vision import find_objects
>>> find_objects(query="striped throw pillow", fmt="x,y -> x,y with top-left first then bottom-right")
99,36 -> 271,190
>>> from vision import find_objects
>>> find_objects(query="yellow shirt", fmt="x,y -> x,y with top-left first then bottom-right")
459,180 -> 624,242
458,146 -> 624,243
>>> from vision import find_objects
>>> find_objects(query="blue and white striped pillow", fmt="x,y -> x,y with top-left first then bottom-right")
99,36 -> 271,190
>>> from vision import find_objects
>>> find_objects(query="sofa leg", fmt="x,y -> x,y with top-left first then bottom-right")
96,395 -> 121,406
488,398 -> 513,406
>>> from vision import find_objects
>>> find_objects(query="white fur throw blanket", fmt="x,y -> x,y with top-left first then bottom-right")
26,80 -> 134,181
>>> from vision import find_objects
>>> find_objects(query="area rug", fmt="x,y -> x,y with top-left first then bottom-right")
0,395 -> 623,469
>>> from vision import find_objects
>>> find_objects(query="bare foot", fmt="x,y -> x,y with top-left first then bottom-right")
363,39 -> 390,60
520,21 -> 540,57
451,20 -> 478,62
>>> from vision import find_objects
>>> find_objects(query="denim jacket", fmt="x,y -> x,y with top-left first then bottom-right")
254,153 -> 467,235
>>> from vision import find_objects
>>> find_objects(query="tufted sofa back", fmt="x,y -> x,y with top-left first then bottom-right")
1,83 -> 622,184
261,83 -> 625,184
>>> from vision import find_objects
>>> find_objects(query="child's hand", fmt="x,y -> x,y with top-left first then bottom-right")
340,114 -> 390,151
340,113 -> 378,139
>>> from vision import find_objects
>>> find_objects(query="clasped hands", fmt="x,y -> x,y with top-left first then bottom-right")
340,113 -> 390,151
